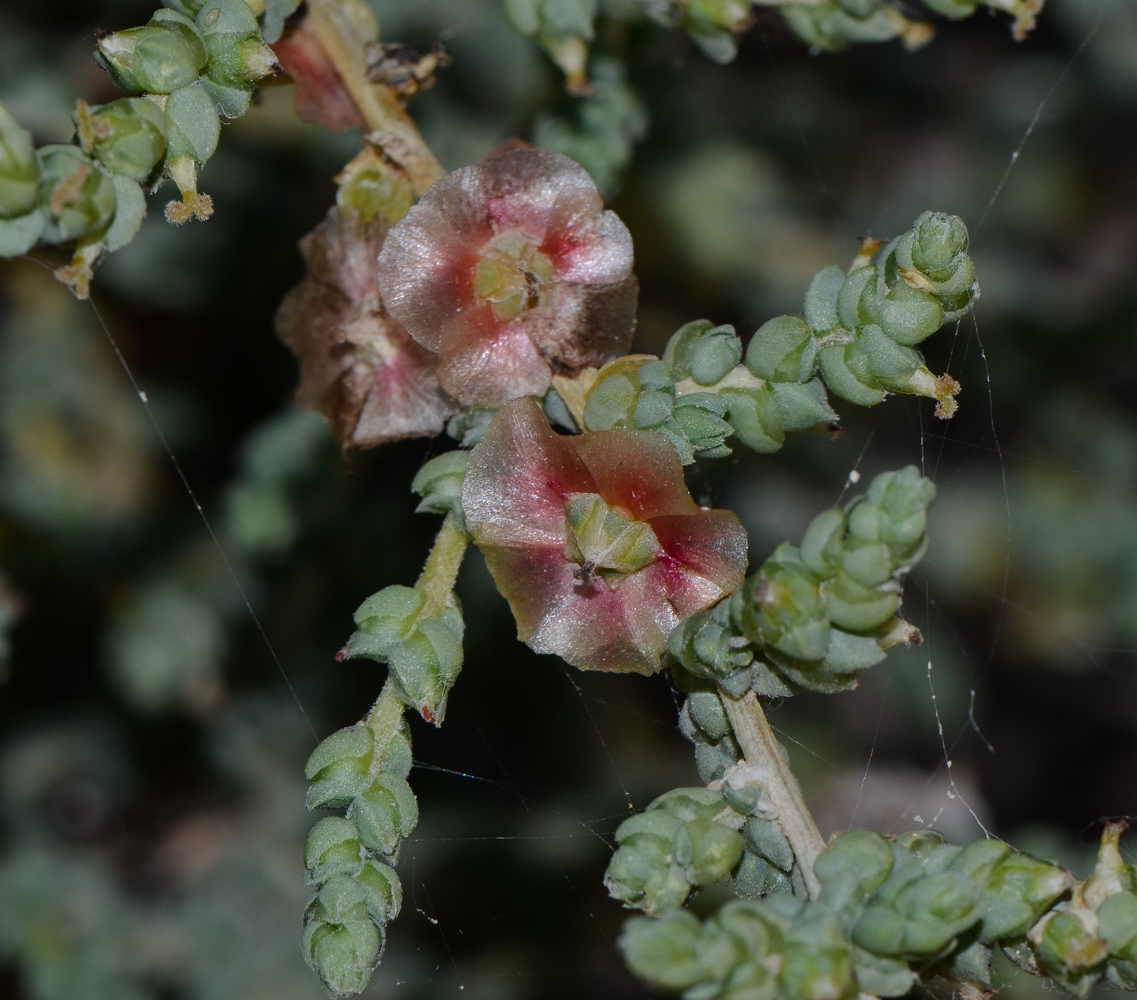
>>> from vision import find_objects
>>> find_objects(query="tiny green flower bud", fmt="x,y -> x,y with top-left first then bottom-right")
75,98 -> 168,183
770,379 -> 837,432
632,388 -> 675,428
856,324 -> 922,389
734,551 -> 831,661
164,82 -> 222,165
800,508 -> 846,576
343,585 -> 425,660
825,571 -> 899,633
820,628 -> 886,673
674,817 -> 744,885
583,366 -> 641,430
804,265 -> 846,334
687,690 -> 731,742
356,859 -> 402,926
305,816 -> 364,885
351,772 -> 419,857
818,342 -> 887,408
304,725 -> 375,810
743,817 -> 794,872
411,451 -> 468,520
836,265 -> 880,331
662,320 -> 743,386
196,0 -> 281,90
302,877 -> 382,995
734,850 -> 795,897
671,392 -> 733,458
747,314 -> 815,382
815,830 -> 895,905
619,911 -> 704,992
721,385 -> 784,454
36,145 -> 117,244
912,211 -> 969,275
0,102 -> 39,220
95,21 -> 206,95
877,280 -> 944,346
780,942 -> 858,1000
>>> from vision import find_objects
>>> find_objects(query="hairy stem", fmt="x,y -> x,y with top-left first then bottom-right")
305,0 -> 445,195
416,511 -> 470,619
721,690 -> 826,898
364,679 -> 405,765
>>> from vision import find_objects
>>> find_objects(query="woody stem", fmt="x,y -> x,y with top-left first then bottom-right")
305,0 -> 445,195
721,690 -> 826,898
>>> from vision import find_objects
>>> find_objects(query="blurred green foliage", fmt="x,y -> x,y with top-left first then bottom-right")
0,0 -> 1136,998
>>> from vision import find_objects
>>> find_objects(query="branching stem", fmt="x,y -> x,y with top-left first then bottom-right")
305,0 -> 445,195
721,690 -> 826,898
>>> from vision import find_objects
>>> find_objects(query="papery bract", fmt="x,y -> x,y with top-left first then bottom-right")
276,206 -> 456,451
271,16 -> 367,132
376,144 -> 638,407
462,398 -> 748,674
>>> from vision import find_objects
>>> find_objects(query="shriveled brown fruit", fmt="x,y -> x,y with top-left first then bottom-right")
275,205 -> 456,451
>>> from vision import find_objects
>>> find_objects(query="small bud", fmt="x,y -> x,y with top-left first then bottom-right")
412,451 -> 468,521
344,585 -> 425,658
0,102 -> 39,220
618,911 -> 704,992
75,98 -> 168,183
721,385 -> 784,454
36,145 -> 117,245
305,816 -> 364,885
912,211 -> 969,275
818,341 -> 887,408
663,320 -> 742,386
302,877 -> 383,995
747,314 -> 815,383
304,725 -> 375,810
733,551 -> 831,661
804,265 -> 845,334
351,772 -> 419,857
355,859 -> 402,926
95,22 -> 206,95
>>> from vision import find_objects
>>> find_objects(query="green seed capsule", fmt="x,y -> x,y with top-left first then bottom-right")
36,145 -> 117,244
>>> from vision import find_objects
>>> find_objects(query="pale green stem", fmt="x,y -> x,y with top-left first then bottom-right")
364,679 -> 405,769
415,511 -> 469,619
722,690 -> 826,898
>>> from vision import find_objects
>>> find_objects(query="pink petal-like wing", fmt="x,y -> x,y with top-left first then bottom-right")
436,314 -> 554,406
376,169 -> 492,353
463,398 -> 595,550
524,275 -> 638,375
482,545 -> 679,675
573,428 -> 698,520
649,511 -> 750,617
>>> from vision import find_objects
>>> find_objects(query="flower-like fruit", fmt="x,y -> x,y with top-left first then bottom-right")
276,205 -> 456,451
376,143 -> 638,407
462,398 -> 748,674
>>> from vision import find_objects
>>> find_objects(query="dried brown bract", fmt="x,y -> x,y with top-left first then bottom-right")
275,206 -> 456,451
